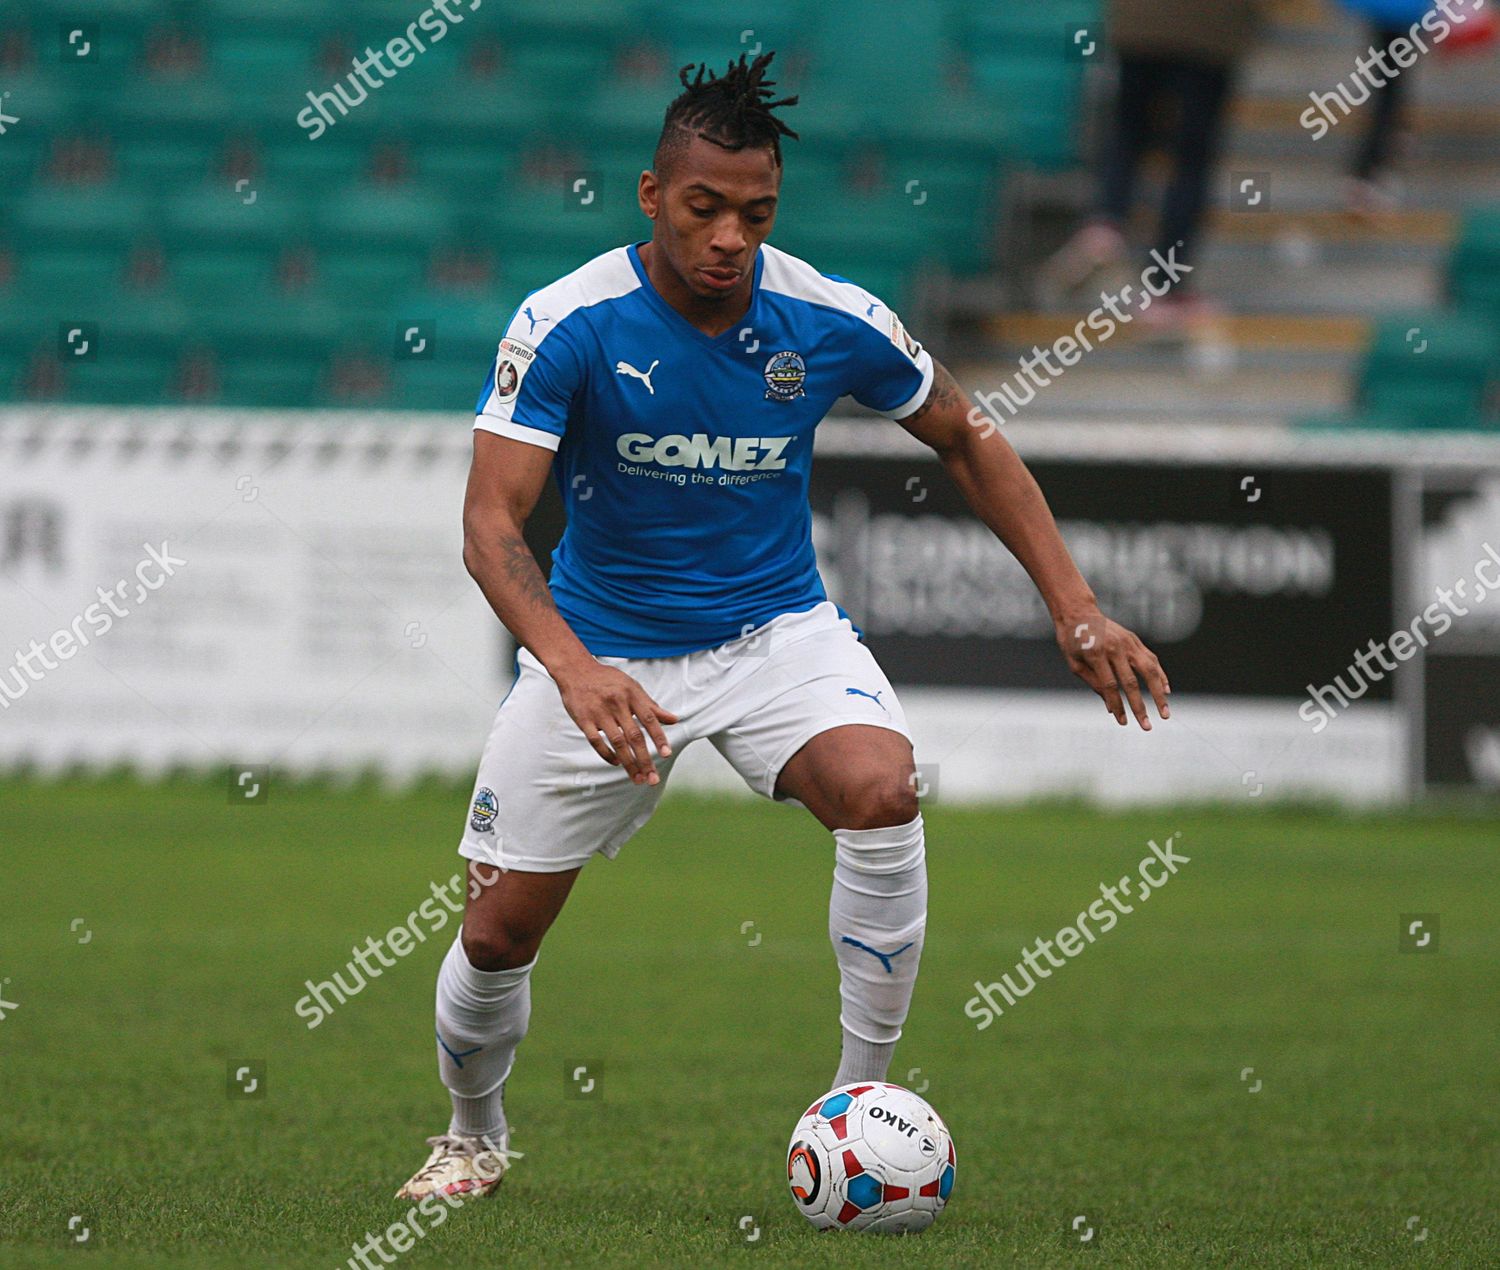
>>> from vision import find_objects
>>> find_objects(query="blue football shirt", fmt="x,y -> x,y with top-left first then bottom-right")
474,242 -> 934,657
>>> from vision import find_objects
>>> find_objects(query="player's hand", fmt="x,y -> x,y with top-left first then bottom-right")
1055,610 -> 1170,730
554,662 -> 680,785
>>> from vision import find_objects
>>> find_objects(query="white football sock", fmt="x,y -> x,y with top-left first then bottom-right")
828,814 -> 926,1086
435,931 -> 535,1143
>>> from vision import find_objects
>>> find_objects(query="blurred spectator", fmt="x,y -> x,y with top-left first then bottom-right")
1338,0 -> 1431,212
1336,0 -> 1497,211
1042,0 -> 1267,324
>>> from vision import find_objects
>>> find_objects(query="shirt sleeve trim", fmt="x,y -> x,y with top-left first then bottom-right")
472,417 -> 563,451
884,350 -> 936,421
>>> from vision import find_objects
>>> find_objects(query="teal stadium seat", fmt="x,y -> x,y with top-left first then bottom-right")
397,78 -> 554,146
0,352 -> 28,400
187,283 -> 341,362
198,0 -> 338,34
110,81 -> 237,142
0,68 -> 76,134
59,354 -> 177,406
217,358 -> 323,409
389,360 -> 494,412
312,187 -> 443,253
20,249 -> 131,301
0,135 -> 44,199
160,185 -> 308,251
1358,311 -> 1497,428
1,0 -> 1028,407
1449,206 -> 1500,324
260,137 -> 369,188
318,250 -> 428,299
15,183 -> 156,249
115,136 -> 217,185
646,0 -> 808,76
956,1 -> 1100,170
169,251 -> 278,299
388,291 -> 512,367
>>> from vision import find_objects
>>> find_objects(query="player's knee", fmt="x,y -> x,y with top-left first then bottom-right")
840,769 -> 920,829
461,921 -> 542,972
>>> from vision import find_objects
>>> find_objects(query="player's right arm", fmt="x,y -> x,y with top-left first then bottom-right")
462,427 -> 677,785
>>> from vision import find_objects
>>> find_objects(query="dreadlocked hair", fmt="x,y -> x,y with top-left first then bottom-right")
654,50 -> 799,175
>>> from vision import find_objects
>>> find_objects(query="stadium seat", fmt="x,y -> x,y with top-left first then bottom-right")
968,56 -> 1084,169
110,81 -> 237,141
1358,311 -> 1498,426
0,1 -> 1024,410
485,0 -> 638,46
0,68 -> 76,133
14,183 -> 156,249
260,137 -> 369,188
60,354 -> 176,406
387,291 -> 511,368
115,136 -> 217,185
318,249 -> 428,299
208,34 -> 320,90
646,0 -> 809,73
20,248 -> 130,300
1449,206 -> 1500,323
217,357 -> 323,408
397,78 -> 556,145
311,187 -> 445,254
160,185 -> 308,251
388,359 -> 493,412
169,250 -> 278,299
188,284 -> 341,361
0,133 -> 43,194
198,0 -> 338,34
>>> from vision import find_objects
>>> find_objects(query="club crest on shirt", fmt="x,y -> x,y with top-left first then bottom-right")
493,337 -> 536,407
763,350 -> 807,401
469,786 -> 498,834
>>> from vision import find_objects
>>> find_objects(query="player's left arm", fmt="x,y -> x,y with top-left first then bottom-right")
899,360 -> 1170,730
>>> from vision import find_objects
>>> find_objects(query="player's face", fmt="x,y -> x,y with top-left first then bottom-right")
641,138 -> 780,303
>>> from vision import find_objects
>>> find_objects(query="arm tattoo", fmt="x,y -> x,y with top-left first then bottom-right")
497,532 -> 558,613
906,361 -> 965,426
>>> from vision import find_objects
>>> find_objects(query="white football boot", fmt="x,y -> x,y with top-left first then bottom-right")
395,1131 -> 511,1201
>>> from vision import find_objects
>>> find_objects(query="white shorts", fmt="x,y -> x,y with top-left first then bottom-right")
459,601 -> 912,873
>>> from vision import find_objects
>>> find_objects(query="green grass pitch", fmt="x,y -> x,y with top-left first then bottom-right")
1,776 -> 1496,1267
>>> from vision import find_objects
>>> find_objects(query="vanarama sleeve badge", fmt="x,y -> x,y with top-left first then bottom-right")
494,337 -> 537,406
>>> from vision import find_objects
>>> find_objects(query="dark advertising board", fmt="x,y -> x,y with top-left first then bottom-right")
808,458 -> 1395,698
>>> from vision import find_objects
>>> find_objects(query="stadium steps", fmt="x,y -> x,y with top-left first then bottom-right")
964,311 -> 1366,423
984,311 -> 1370,355
950,356 -> 1351,424
1195,208 -> 1450,315
977,0 -> 1499,427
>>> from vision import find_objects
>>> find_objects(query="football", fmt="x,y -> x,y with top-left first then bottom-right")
786,1082 -> 955,1233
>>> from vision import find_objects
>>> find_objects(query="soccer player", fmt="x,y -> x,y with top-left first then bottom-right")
398,52 -> 1169,1200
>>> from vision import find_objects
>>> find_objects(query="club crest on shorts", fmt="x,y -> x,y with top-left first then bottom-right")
763,350 -> 807,401
469,787 -> 498,833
